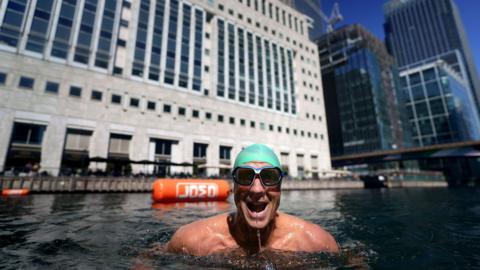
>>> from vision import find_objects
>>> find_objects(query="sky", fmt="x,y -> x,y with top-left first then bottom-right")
320,0 -> 480,76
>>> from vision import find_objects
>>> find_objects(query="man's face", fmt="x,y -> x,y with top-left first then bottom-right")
233,161 -> 281,230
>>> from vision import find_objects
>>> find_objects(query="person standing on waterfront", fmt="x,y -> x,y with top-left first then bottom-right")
166,144 -> 339,256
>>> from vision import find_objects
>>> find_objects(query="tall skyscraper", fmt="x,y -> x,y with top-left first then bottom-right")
317,24 -> 410,157
384,0 -> 480,113
0,0 -> 329,178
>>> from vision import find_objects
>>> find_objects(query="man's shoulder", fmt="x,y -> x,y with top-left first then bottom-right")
166,213 -> 231,255
275,213 -> 339,253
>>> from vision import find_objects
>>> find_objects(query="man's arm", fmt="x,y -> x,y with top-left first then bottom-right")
304,222 -> 340,253
166,225 -> 195,254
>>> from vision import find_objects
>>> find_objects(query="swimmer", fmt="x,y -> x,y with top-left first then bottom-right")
166,144 -> 339,256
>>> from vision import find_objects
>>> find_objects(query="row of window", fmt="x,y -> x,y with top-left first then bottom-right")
229,0 -> 304,37
0,0 -> 119,68
10,121 -> 321,171
192,142 -> 232,160
219,1 -> 318,56
1,72 -> 324,140
216,18 -> 297,114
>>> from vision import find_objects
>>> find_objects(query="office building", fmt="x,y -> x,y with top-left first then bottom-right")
400,60 -> 480,146
281,0 -> 324,40
384,0 -> 480,113
317,24 -> 410,157
0,0 -> 329,178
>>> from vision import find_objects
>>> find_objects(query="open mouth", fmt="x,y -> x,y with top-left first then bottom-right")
247,202 -> 268,213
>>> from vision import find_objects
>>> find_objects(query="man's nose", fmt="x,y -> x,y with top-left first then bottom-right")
249,175 -> 266,193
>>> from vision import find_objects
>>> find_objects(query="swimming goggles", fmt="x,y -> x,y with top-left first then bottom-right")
232,165 -> 283,186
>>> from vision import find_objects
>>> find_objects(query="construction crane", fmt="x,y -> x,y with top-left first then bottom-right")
304,0 -> 343,33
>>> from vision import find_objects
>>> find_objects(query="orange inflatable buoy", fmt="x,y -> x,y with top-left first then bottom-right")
152,179 -> 230,203
2,188 -> 30,196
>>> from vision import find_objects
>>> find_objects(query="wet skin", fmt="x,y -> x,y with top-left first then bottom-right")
166,161 -> 339,256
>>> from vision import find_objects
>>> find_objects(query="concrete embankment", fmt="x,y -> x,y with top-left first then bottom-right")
0,177 -> 448,193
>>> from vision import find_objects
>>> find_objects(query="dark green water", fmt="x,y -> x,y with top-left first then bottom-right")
1,188 -> 480,269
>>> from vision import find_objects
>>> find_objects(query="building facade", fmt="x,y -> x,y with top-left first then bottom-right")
317,24 -> 410,157
0,0 -> 330,178
384,0 -> 480,114
281,0 -> 324,40
400,60 -> 480,146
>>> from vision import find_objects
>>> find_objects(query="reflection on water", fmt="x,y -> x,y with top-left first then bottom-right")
1,189 -> 480,269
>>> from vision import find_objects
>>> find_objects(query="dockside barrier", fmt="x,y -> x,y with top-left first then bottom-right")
0,177 -> 156,193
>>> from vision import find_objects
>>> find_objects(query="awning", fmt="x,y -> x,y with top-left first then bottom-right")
429,147 -> 480,158
197,164 -> 232,169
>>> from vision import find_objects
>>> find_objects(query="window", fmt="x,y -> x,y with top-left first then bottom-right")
193,143 -> 208,159
178,107 -> 186,116
120,19 -> 129,27
219,145 -> 232,160
109,134 -> 131,155
113,67 -> 123,75
91,90 -> 103,101
19,76 -> 34,89
229,117 -> 235,124
0,72 -> 6,85
163,104 -> 171,113
147,101 -> 156,110
228,9 -> 233,15
111,94 -> 122,104
423,68 -> 436,82
65,129 -> 92,151
117,39 -> 126,47
45,81 -> 59,94
11,122 -> 46,145
205,112 -> 212,120
219,4 -> 224,10
250,121 -> 255,128
192,109 -> 199,118
130,98 -> 139,108
277,126 -> 282,133
260,123 -> 265,130
69,86 -> 82,97
240,119 -> 246,126
218,114 -> 224,122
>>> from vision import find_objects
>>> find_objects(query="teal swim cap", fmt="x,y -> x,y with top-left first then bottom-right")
233,144 -> 281,169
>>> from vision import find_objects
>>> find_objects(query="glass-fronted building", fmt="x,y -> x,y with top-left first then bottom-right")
384,0 -> 480,114
401,60 -> 480,146
0,0 -> 330,178
317,24 -> 410,157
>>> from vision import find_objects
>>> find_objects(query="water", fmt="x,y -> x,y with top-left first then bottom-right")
1,188 -> 480,269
